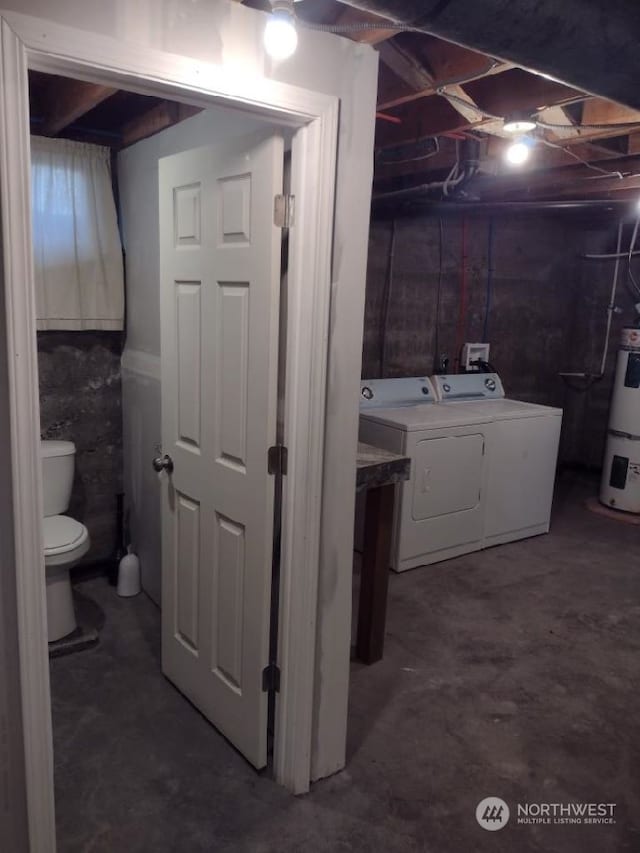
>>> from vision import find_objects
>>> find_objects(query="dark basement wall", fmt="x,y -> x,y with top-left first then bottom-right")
363,214 -> 636,468
38,331 -> 123,563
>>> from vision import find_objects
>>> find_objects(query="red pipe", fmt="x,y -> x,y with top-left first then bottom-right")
376,111 -> 402,124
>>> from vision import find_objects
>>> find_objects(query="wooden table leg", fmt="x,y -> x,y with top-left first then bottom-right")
357,483 -> 395,664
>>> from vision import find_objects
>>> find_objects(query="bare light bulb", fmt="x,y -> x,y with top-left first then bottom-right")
503,118 -> 536,134
264,8 -> 298,60
505,139 -> 531,166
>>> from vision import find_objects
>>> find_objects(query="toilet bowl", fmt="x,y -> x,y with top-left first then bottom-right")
41,441 -> 91,642
44,515 -> 90,641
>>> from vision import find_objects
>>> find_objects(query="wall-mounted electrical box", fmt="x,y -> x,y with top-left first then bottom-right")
462,342 -> 490,371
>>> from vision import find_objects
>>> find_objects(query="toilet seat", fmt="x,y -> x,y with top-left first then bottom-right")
43,515 -> 90,567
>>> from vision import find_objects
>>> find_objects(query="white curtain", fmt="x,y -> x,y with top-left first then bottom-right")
31,136 -> 124,330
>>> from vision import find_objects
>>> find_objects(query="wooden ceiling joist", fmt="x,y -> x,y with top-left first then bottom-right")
540,98 -> 640,147
377,40 -> 434,92
40,78 -> 117,136
377,43 -> 510,111
121,101 -> 202,148
376,70 -> 583,150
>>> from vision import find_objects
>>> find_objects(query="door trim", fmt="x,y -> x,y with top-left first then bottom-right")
0,11 -> 338,848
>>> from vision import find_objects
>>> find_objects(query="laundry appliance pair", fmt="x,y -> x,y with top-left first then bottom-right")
359,373 -> 562,571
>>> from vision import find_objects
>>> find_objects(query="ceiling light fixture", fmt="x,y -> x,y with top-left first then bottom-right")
503,112 -> 537,134
264,0 -> 298,61
505,137 -> 532,166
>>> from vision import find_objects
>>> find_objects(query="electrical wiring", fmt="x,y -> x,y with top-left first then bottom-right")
536,118 -> 640,132
600,221 -> 623,376
627,216 -> 640,299
435,86 -> 502,122
378,137 -> 440,167
436,61 -> 501,92
538,137 -> 625,179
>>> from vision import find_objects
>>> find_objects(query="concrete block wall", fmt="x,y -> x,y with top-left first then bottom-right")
38,331 -> 123,562
363,213 -> 636,468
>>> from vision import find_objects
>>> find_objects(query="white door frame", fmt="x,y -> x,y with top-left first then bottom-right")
0,10 -> 338,850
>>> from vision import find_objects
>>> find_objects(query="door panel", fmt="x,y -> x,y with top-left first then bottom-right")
176,282 -> 201,448
175,492 -> 200,653
159,134 -> 283,768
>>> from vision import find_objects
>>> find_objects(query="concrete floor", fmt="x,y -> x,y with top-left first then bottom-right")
51,471 -> 640,852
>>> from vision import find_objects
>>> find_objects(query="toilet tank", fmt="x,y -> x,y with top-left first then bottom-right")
41,440 -> 76,517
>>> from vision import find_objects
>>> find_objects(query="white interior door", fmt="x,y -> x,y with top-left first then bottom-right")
158,133 -> 284,768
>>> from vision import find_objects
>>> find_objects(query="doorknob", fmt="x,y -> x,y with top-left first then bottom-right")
152,453 -> 174,474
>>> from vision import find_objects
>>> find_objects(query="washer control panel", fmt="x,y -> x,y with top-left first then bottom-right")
432,373 -> 505,401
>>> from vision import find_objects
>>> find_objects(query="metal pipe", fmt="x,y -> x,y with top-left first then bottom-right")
584,250 -> 640,259
600,222 -> 623,376
373,198 -> 631,216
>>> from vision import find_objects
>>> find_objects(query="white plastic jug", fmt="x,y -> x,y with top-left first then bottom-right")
117,547 -> 141,597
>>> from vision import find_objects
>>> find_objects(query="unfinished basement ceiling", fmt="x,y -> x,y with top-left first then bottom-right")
246,0 -> 640,205
29,1 -> 640,205
28,71 -> 202,150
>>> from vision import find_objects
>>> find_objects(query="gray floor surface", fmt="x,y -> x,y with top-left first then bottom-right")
51,471 -> 640,853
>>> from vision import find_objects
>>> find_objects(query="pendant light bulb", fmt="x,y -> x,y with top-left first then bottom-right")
264,1 -> 298,61
505,137 -> 531,166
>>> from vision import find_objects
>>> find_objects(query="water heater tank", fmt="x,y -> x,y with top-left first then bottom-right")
600,327 -> 640,512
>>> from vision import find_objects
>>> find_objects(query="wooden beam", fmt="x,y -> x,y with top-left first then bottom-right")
377,34 -> 510,111
581,98 -> 640,127
627,133 -> 640,155
121,101 -> 202,148
541,97 -> 640,146
464,70 -> 583,121
40,78 -> 116,136
376,38 -> 511,134
377,40 -> 433,92
426,38 -> 499,81
375,69 -> 582,150
375,95 -> 468,149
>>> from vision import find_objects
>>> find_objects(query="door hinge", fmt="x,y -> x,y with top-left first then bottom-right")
262,663 -> 281,693
274,194 -> 295,228
268,444 -> 288,476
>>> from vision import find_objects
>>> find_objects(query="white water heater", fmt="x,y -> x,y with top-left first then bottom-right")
600,326 -> 640,512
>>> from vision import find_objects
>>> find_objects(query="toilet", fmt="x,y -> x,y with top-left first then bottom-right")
41,440 -> 90,642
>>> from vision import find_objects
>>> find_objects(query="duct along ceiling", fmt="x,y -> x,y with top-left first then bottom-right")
243,0 -> 640,208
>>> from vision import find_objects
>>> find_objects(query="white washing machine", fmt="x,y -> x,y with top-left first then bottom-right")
359,376 -> 494,570
358,374 -> 562,572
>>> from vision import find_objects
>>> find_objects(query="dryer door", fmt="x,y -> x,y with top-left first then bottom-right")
396,428 -> 486,569
413,433 -> 484,520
